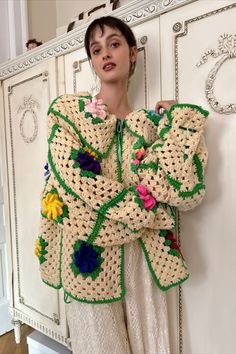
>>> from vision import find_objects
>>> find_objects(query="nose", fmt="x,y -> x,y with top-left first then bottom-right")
102,49 -> 111,60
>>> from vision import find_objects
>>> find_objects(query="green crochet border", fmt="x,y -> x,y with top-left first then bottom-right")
36,236 -> 48,265
159,103 -> 209,141
127,124 -> 157,175
47,95 -> 63,115
115,126 -> 123,183
42,230 -> 63,289
48,108 -> 115,160
138,238 -> 189,291
44,244 -> 126,304
48,125 -> 133,245
71,240 -> 104,280
144,109 -> 162,126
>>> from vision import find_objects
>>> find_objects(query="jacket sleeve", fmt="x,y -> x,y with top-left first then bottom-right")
136,104 -> 208,211
47,101 -> 174,232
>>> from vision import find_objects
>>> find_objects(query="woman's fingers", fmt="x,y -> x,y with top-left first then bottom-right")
155,100 -> 177,114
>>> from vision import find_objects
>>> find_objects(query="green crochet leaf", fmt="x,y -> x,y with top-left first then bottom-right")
179,183 -> 205,198
85,112 -> 91,119
79,99 -> 85,112
92,117 -> 103,124
193,153 -> 203,182
79,170 -> 97,179
165,174 -> 182,190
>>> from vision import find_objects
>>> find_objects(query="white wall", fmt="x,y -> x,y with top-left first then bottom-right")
27,0 -> 57,44
26,0 -> 135,42
0,1 -> 10,63
56,0 -> 135,28
0,0 -> 28,65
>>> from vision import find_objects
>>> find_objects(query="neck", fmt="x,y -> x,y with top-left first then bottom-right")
96,81 -> 132,119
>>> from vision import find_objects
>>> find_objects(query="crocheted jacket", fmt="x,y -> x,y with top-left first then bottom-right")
35,92 -> 208,304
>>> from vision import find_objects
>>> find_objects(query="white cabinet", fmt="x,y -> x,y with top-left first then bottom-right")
1,59 -> 69,346
161,1 -> 236,353
0,1 -> 236,353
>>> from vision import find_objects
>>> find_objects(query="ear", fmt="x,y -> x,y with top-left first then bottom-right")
130,46 -> 138,64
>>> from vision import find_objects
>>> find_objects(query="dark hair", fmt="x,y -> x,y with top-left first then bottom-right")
26,38 -> 42,48
84,16 -> 137,59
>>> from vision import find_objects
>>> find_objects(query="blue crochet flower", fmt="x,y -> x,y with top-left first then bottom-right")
75,151 -> 101,175
74,242 -> 100,273
44,162 -> 50,180
71,241 -> 104,280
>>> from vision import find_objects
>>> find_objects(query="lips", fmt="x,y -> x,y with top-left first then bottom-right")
103,62 -> 116,71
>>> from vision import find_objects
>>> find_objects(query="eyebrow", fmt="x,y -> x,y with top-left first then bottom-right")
89,33 -> 122,48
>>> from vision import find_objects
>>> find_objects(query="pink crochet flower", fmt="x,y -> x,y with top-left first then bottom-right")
136,185 -> 157,210
136,147 -> 145,160
84,98 -> 107,119
136,185 -> 148,196
133,148 -> 145,166
133,159 -> 140,165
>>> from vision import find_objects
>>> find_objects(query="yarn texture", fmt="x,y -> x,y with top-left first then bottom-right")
36,92 -> 208,303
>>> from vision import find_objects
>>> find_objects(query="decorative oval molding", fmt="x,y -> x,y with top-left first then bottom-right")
17,96 -> 40,143
19,109 -> 38,143
197,33 -> 236,114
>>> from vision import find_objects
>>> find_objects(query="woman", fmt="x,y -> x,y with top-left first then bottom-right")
35,16 -> 208,354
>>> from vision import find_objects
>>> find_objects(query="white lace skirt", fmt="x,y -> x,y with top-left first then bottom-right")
66,240 -> 170,354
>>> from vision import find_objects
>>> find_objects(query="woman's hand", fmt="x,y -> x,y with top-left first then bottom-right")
155,100 -> 177,114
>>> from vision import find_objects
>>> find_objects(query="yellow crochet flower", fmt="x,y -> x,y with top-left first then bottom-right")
42,192 -> 63,220
34,239 -> 42,257
84,147 -> 98,160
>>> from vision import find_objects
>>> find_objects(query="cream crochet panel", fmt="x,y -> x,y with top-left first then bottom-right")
37,92 -> 208,303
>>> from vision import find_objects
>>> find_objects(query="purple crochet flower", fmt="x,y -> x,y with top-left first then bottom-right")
74,242 -> 99,273
76,151 -> 101,175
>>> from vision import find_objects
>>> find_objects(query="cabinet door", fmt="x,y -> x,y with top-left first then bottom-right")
161,1 -> 236,353
1,59 -> 69,345
0,159 -> 12,335
63,17 -> 161,110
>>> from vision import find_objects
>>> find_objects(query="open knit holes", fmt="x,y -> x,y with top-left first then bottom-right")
63,246 -> 122,300
64,200 -> 97,241
143,232 -> 186,286
97,219 -> 138,246
40,219 -> 61,284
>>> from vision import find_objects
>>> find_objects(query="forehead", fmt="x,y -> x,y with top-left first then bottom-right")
89,25 -> 122,44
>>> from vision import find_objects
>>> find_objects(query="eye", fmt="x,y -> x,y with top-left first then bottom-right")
111,41 -> 120,48
92,48 -> 100,55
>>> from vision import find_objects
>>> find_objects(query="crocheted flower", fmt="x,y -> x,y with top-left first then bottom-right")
84,147 -> 98,160
35,236 -> 48,264
35,239 -> 41,257
71,241 -> 104,280
41,189 -> 69,223
136,185 -> 157,210
84,97 -> 107,120
133,147 -> 145,165
131,140 -> 158,175
44,162 -> 50,180
159,230 -> 182,258
70,148 -> 101,177
77,151 -> 101,174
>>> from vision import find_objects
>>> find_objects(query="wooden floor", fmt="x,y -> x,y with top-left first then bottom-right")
0,325 -> 34,354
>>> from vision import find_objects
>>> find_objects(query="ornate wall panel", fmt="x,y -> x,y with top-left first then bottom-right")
2,59 -> 69,346
161,1 -> 236,353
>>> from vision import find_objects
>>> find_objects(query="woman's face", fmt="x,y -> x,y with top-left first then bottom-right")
89,25 -> 137,84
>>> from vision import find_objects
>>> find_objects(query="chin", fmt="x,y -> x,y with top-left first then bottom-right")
102,73 -> 129,85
